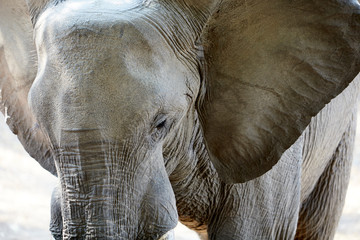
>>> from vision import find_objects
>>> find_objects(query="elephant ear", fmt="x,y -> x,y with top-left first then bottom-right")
0,0 -> 56,175
199,0 -> 360,183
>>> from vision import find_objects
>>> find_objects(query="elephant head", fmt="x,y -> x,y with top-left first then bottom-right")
1,0 -> 359,239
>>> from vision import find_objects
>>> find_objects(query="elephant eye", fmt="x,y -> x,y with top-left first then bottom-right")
156,119 -> 167,130
150,117 -> 170,143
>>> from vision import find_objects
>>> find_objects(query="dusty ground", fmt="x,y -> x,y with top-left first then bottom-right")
0,112 -> 359,239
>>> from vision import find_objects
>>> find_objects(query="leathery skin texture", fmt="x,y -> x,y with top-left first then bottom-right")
0,0 -> 360,239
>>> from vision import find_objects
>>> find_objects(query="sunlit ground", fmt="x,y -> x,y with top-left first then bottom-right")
0,112 -> 359,239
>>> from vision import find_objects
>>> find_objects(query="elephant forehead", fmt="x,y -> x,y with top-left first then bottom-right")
36,0 -> 144,30
35,0 -> 158,50
34,0 -> 191,94
36,5 -> 155,64
34,0 -> 200,98
35,20 -> 189,110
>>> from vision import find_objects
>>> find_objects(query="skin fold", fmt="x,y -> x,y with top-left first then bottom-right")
1,0 -> 360,239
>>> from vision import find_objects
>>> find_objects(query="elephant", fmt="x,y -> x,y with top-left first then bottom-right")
1,0 -> 360,239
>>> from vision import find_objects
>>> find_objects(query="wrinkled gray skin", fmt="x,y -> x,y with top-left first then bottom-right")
1,0 -> 360,239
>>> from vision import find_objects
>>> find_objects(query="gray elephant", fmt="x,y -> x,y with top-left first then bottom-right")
1,0 -> 360,239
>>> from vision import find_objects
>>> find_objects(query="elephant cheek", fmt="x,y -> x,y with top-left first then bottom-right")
53,143 -> 178,239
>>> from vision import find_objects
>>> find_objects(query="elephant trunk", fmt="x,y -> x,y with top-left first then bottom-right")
54,142 -> 178,239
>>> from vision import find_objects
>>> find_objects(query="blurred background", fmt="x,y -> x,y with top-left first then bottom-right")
0,111 -> 359,240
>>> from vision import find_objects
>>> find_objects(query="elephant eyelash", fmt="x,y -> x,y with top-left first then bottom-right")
151,113 -> 178,140
150,116 -> 178,143
156,119 -> 167,129
149,116 -> 169,142
152,113 -> 168,130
